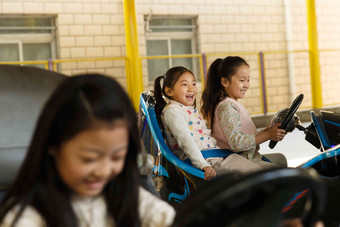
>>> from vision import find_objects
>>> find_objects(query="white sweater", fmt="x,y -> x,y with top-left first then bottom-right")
0,187 -> 175,227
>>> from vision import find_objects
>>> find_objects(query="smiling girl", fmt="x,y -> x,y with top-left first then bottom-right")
201,56 -> 287,168
0,74 -> 175,227
153,66 -> 264,181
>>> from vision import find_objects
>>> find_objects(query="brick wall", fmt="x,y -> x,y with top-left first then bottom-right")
137,0 -> 340,113
137,0 -> 291,113
1,0 -> 340,113
316,0 -> 340,106
0,0 -> 127,89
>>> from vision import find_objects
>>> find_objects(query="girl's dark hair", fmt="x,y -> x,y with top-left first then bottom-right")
153,66 -> 194,117
0,74 -> 140,227
201,56 -> 249,129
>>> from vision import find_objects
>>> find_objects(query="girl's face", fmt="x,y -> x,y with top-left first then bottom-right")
165,72 -> 197,106
54,120 -> 129,198
221,64 -> 250,101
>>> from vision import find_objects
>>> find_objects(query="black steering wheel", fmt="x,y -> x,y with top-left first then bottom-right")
269,94 -> 304,149
174,168 -> 325,227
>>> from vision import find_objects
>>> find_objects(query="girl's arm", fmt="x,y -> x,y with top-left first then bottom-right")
218,103 -> 285,151
217,102 -> 256,152
255,123 -> 285,144
163,107 -> 211,170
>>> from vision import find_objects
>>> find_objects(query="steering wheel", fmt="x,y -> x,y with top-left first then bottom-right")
269,94 -> 304,149
174,168 -> 325,227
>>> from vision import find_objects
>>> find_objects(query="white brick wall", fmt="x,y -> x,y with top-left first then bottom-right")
2,0 -> 129,89
3,2 -> 24,13
23,2 -> 44,13
1,0 -> 340,111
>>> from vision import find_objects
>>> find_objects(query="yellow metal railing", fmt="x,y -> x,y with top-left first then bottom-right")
257,50 -> 311,112
51,57 -> 128,72
3,48 -> 340,114
0,51 -> 309,115
0,57 -> 128,71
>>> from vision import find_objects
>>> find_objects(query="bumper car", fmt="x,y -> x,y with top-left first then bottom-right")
269,93 -> 340,226
297,110 -> 340,226
139,91 -> 340,225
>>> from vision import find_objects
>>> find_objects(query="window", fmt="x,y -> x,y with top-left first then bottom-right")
145,16 -> 199,83
0,16 -> 56,69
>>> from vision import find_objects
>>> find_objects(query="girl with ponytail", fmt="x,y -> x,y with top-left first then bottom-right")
201,56 -> 287,168
153,66 -> 264,180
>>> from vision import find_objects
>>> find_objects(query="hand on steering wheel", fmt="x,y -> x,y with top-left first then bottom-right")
268,123 -> 286,141
269,94 -> 304,149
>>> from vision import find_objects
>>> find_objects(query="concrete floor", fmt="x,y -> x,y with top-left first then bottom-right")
259,122 -> 322,167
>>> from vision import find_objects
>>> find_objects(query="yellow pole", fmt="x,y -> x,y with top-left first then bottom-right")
306,0 -> 322,109
199,55 -> 205,88
123,0 -> 143,110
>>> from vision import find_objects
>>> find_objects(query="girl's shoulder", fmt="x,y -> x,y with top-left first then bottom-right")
220,96 -> 239,105
138,187 -> 175,227
218,97 -> 240,111
1,205 -> 46,227
218,97 -> 250,118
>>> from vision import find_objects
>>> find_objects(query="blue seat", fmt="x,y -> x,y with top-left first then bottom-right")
139,91 -> 205,179
140,91 -> 234,204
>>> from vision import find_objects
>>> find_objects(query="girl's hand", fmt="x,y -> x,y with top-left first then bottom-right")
269,123 -> 286,141
202,166 -> 216,181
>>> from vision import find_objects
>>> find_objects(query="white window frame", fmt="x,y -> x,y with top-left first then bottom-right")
0,33 -> 56,61
146,32 -> 198,81
0,39 -> 23,62
0,14 -> 57,66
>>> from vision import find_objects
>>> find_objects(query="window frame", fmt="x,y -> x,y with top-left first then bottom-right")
0,15 -> 57,65
145,16 -> 199,84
